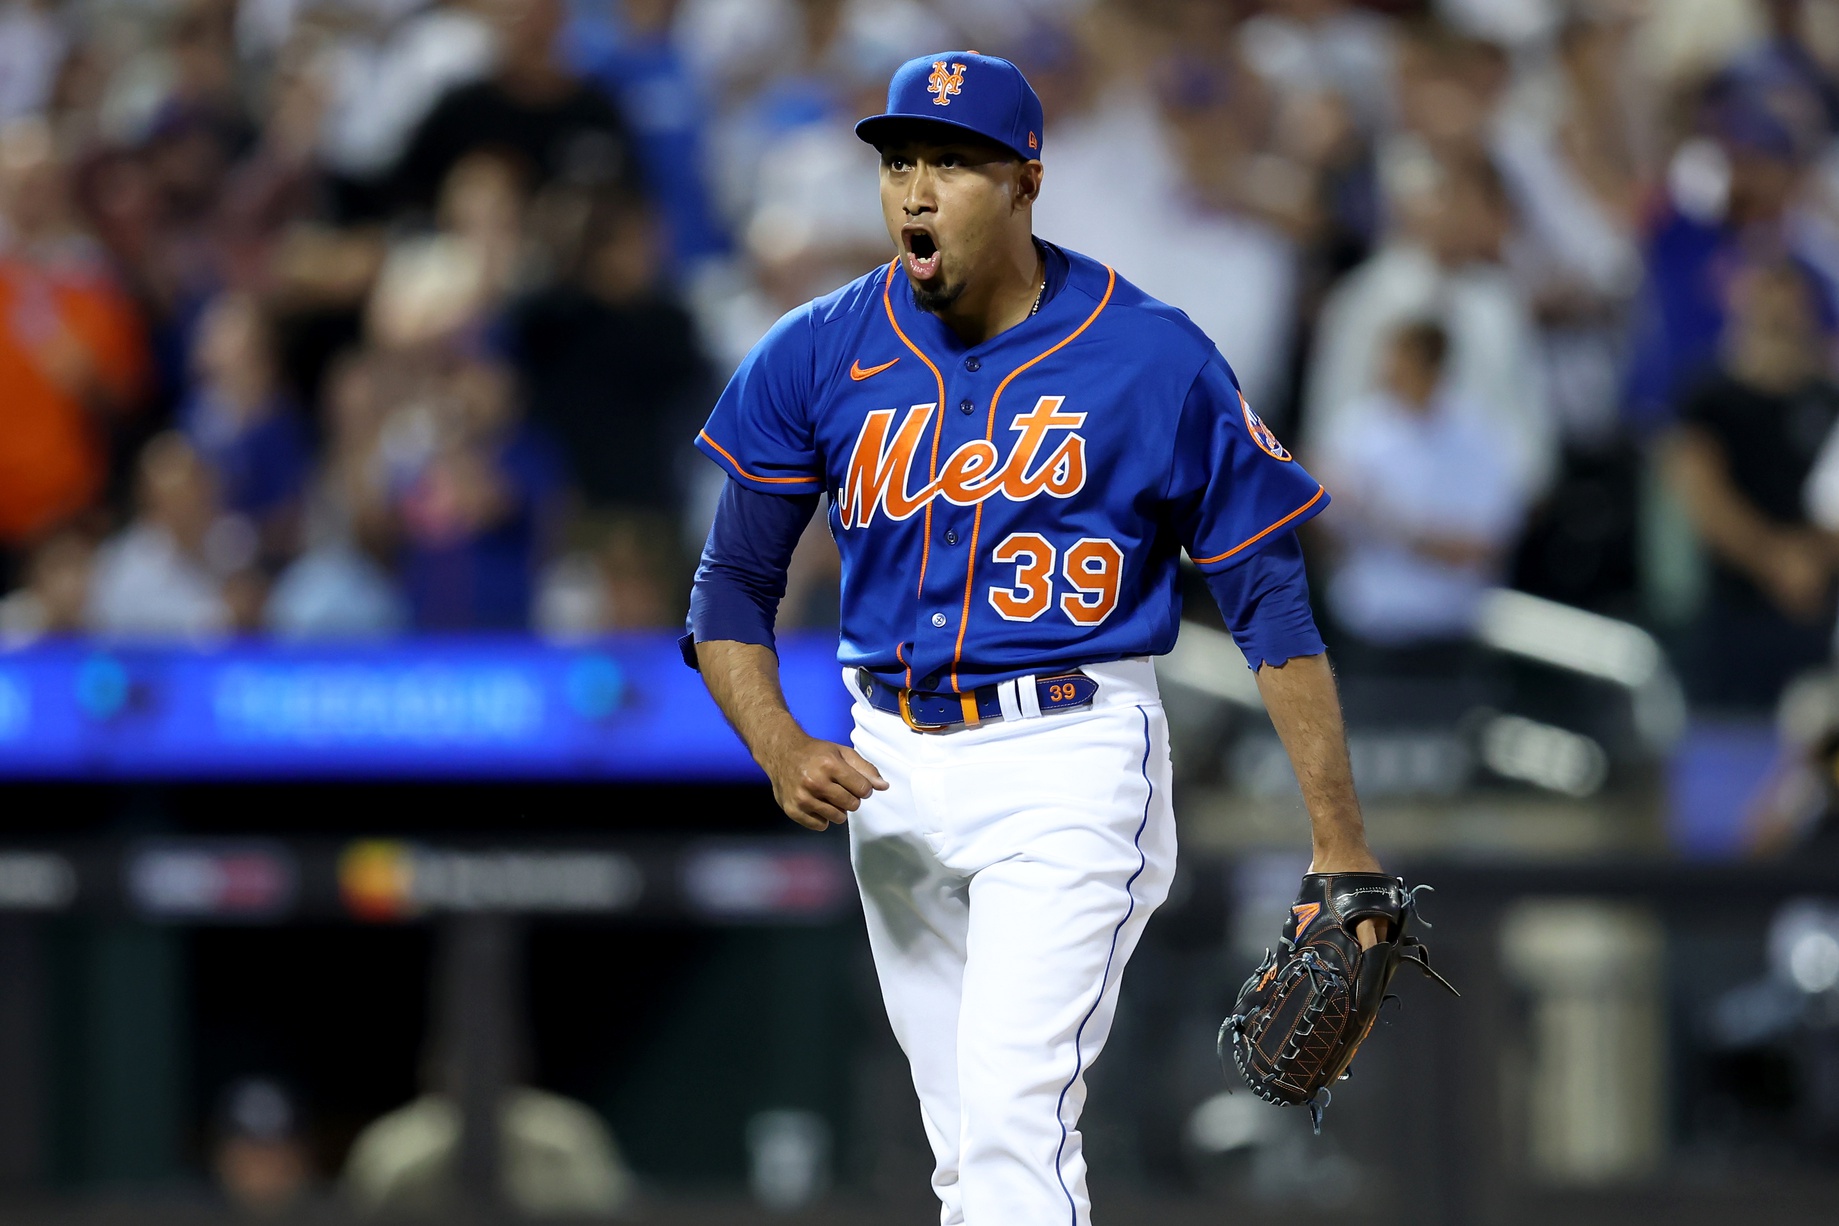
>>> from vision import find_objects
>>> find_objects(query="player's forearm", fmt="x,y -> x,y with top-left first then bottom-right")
695,638 -> 887,830
1253,653 -> 1377,869
694,639 -> 813,768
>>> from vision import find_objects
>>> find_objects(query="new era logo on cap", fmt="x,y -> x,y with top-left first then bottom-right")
857,51 -> 1045,162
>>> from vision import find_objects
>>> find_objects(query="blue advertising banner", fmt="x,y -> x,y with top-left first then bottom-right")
0,635 -> 853,780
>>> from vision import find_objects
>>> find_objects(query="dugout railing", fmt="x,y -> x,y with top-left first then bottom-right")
0,839 -> 1832,1224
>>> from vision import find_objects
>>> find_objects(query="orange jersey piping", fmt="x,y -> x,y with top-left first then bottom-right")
950,265 -> 1117,691
697,431 -> 821,486
1189,484 -> 1326,566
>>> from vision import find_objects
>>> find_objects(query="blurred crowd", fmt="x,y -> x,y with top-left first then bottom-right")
6,0 -> 1839,713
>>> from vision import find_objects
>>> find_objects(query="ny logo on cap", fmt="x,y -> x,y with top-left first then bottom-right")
928,61 -> 966,106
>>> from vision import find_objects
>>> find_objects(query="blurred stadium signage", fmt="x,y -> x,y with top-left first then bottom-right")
126,841 -> 297,920
0,852 -> 77,912
681,845 -> 856,922
0,636 -> 850,780
340,841 -> 644,919
0,838 -> 854,923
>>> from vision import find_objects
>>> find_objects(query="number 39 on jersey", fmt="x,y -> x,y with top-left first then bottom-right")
988,533 -> 1123,626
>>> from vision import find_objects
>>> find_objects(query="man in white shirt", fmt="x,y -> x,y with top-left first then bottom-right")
1314,319 -> 1528,648
1305,152 -> 1557,498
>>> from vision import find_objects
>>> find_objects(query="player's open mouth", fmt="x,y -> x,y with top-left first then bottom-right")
903,228 -> 941,281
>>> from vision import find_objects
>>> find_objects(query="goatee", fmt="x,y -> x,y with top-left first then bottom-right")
911,280 -> 963,314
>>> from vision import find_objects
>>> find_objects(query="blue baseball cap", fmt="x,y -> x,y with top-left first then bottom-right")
855,52 -> 1045,162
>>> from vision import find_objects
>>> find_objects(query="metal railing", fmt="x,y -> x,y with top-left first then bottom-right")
1155,588 -> 1686,799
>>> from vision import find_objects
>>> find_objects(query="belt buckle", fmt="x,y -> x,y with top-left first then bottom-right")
897,689 -> 951,733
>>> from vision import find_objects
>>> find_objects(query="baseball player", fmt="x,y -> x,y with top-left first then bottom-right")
684,52 -> 1385,1225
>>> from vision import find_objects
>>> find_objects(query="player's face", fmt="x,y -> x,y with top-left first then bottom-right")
879,135 -> 1035,311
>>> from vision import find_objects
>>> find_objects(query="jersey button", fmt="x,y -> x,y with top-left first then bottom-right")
931,612 -> 948,628
959,398 -> 974,415
964,356 -> 980,372
944,529 -> 959,545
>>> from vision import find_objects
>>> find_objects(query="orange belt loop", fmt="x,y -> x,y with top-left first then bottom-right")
960,693 -> 981,728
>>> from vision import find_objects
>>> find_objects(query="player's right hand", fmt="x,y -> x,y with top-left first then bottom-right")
762,735 -> 889,831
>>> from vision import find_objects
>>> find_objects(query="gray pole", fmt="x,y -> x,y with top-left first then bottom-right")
440,913 -> 520,1214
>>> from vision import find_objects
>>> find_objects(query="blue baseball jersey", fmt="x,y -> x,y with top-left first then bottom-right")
694,244 -> 1328,693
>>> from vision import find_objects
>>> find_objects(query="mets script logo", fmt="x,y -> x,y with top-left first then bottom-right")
928,61 -> 966,106
1241,393 -> 1292,462
839,396 -> 1086,529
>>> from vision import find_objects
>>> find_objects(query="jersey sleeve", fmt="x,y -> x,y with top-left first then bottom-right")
1203,530 -> 1326,669
1169,351 -> 1328,573
693,305 -> 827,494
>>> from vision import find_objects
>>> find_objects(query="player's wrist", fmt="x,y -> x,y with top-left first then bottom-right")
1308,836 -> 1382,875
748,715 -> 816,775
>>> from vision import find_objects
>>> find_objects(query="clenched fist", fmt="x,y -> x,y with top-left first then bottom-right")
760,734 -> 890,831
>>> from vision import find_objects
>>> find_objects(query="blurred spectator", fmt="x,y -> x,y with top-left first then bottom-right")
56,0 -> 263,413
730,75 -> 890,317
312,0 -> 499,199
342,925 -> 633,1218
1626,95 -> 1829,430
383,357 -> 563,631
86,431 -> 263,637
509,193 -> 708,601
0,119 -> 150,567
392,0 -> 641,215
0,0 -> 68,127
21,0 -> 1839,708
266,351 -> 408,637
1304,149 -> 1558,497
1721,0 -> 1839,133
1493,12 -> 1646,448
1150,35 -> 1310,412
342,1085 -> 631,1216
1237,0 -> 1396,136
181,292 -> 312,561
0,529 -> 94,646
1390,19 -> 1506,166
1486,13 -> 1651,613
211,1077 -> 315,1217
1742,669 -> 1839,857
707,1 -> 939,317
369,149 -> 532,351
1314,319 -> 1528,650
1030,13 -> 1298,410
1630,0 -> 1768,89
1663,260 -> 1839,711
671,0 -> 803,113
144,0 -> 262,277
161,0 -> 252,136
567,0 -> 731,277
213,39 -> 342,293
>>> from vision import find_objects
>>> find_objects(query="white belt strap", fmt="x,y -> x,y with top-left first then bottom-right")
996,678 -> 1024,722
1016,673 -> 1042,719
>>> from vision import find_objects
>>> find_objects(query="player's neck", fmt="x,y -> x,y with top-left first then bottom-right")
928,234 -> 1044,347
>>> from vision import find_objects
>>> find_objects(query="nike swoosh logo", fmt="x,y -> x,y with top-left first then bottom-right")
850,357 -> 900,381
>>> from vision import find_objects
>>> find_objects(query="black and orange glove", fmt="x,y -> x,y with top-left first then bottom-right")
1218,873 -> 1458,1132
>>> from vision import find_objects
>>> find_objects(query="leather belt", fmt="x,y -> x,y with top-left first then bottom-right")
856,668 -> 1098,733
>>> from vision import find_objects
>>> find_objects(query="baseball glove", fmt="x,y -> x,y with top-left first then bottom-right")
1218,872 -> 1458,1132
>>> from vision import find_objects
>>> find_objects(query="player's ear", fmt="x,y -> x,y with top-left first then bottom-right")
1015,160 -> 1043,209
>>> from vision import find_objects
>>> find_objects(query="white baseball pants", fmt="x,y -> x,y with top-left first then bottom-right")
846,658 -> 1177,1226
